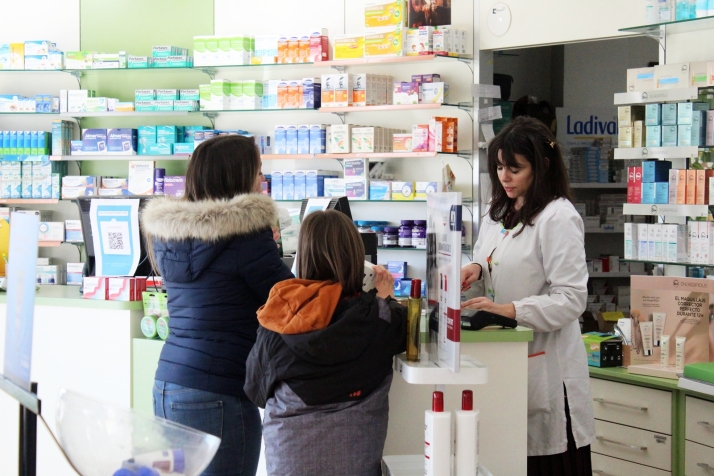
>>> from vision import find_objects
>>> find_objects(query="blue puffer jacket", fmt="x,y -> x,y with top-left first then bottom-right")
141,194 -> 293,398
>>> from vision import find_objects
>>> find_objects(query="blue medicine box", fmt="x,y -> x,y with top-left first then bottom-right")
642,160 -> 671,183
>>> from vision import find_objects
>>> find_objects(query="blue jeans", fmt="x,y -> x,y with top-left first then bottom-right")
153,380 -> 262,476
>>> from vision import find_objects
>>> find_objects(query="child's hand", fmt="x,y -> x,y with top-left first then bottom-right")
373,265 -> 395,299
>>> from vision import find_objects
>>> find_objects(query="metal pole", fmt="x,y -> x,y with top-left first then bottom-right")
19,382 -> 38,476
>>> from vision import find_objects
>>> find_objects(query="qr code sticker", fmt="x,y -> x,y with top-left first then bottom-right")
108,232 -> 124,250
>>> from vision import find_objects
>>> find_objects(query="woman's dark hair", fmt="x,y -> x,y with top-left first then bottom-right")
487,116 -> 572,236
297,210 -> 364,298
185,134 -> 261,201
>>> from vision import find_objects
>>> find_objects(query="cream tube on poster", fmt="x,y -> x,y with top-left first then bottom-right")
675,336 -> 687,372
660,335 -> 670,367
640,321 -> 654,357
652,312 -> 666,346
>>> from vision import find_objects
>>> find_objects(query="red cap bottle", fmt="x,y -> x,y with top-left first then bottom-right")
462,390 -> 473,411
432,390 -> 444,412
410,278 -> 422,299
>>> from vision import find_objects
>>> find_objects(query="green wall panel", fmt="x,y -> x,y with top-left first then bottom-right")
78,0 -> 214,177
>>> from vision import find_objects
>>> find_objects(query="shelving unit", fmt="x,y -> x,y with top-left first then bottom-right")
614,86 -> 699,105
59,111 -> 191,118
619,14 -> 714,35
620,258 -> 712,268
622,203 -> 710,217
38,242 -> 81,248
613,146 -> 700,160
50,155 -> 190,161
570,183 -> 627,189
0,199 -> 59,204
589,272 -> 637,278
319,103 -> 452,113
318,54 -> 472,68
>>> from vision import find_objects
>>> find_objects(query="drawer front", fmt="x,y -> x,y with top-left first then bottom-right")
686,396 -> 714,448
591,378 -> 672,434
593,420 -> 672,471
592,452 -> 670,476
685,440 -> 714,476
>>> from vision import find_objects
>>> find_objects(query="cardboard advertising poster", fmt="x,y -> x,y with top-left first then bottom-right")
426,192 -> 462,372
629,276 -> 711,378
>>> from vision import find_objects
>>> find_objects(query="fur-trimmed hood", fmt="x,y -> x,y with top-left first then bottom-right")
141,193 -> 278,242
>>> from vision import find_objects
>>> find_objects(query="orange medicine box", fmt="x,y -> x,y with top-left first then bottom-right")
696,169 -> 707,205
444,117 -> 458,153
677,169 -> 686,204
686,169 -> 696,204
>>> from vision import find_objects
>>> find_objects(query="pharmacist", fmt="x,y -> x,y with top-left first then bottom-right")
460,117 -> 595,475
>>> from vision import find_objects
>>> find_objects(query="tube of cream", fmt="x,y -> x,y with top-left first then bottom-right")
640,321 -> 654,357
660,334 -> 670,367
675,336 -> 687,372
125,449 -> 185,474
652,312 -> 666,347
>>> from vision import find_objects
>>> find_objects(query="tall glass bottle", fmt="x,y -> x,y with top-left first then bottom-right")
407,278 -> 422,361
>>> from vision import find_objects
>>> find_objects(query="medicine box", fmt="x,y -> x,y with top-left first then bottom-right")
83,277 -> 108,300
344,158 -> 368,177
369,180 -> 391,200
642,160 -> 671,183
392,181 -> 415,200
645,104 -> 661,126
415,181 -> 439,199
626,67 -> 655,92
164,175 -> 186,198
661,125 -> 678,147
66,263 -> 83,286
38,222 -> 64,242
655,63 -> 690,89
387,261 -> 408,279
618,106 -> 645,127
65,220 -> 83,242
128,161 -> 155,195
324,178 -> 346,197
345,178 -> 368,199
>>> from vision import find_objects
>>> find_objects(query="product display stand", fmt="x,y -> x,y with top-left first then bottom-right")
382,353 -> 490,475
0,377 -> 40,476
382,454 -> 494,476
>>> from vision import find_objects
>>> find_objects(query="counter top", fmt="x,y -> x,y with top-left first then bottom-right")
0,285 -> 144,311
461,325 -> 533,343
589,366 -> 681,391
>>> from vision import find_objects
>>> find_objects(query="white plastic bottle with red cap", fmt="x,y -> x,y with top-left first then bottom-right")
454,390 -> 479,476
424,390 -> 451,476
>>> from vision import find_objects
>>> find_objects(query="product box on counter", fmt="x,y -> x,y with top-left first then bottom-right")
66,263 -> 83,285
107,277 -> 147,301
83,277 -> 108,300
582,332 -> 623,368
36,265 -> 65,285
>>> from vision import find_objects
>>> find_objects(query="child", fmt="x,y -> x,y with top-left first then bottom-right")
244,210 -> 407,476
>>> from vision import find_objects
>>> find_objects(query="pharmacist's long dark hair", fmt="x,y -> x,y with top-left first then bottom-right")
487,116 -> 572,237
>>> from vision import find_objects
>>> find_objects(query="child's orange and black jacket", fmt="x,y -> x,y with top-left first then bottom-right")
243,279 -> 407,407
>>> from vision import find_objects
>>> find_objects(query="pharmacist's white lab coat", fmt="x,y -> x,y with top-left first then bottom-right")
471,198 -> 596,456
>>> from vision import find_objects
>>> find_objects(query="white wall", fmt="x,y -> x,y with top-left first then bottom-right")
480,0 -> 647,50
666,29 -> 714,64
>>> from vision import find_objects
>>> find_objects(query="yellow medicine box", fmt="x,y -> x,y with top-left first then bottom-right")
334,35 -> 365,60
364,1 -> 407,29
364,27 -> 405,57
392,181 -> 415,200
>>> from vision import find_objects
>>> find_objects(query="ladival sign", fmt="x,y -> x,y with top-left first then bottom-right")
555,107 -> 617,150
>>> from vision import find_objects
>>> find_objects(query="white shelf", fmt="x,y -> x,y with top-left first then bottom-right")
59,111 -> 190,118
678,377 -> 714,397
584,229 -> 624,234
589,272 -> 632,278
614,87 -> 699,105
394,354 -> 488,385
613,146 -> 699,160
382,455 -> 493,476
622,203 -> 710,217
570,183 -> 627,189
50,155 -> 189,161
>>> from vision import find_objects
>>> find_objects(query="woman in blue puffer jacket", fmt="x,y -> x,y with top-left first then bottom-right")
141,134 -> 293,476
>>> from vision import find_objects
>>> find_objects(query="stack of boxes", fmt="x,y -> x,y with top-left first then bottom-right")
82,277 -> 147,301
0,41 -> 63,70
405,26 -> 467,57
137,125 -> 205,156
584,146 -> 611,184
394,74 -> 447,105
321,73 -> 392,108
274,125 -> 326,155
262,78 -> 321,109
626,160 -> 714,205
0,159 -> 64,199
37,259 -> 65,285
135,89 -> 199,112
619,102 -> 709,148
193,30 -> 328,67
0,94 -> 58,113
199,80 -> 266,111
0,131 -> 51,155
270,169 -> 342,200
624,222 -> 690,264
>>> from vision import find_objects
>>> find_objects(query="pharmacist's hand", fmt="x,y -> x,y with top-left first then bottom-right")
460,263 -> 483,291
461,297 -> 516,319
272,227 -> 281,247
373,265 -> 395,299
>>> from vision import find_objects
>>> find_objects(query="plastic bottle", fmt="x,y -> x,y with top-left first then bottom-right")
407,278 -> 421,361
424,391 -> 451,476
383,226 -> 399,247
398,220 -> 414,247
413,220 -> 427,249
357,221 -> 373,234
454,390 -> 479,476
